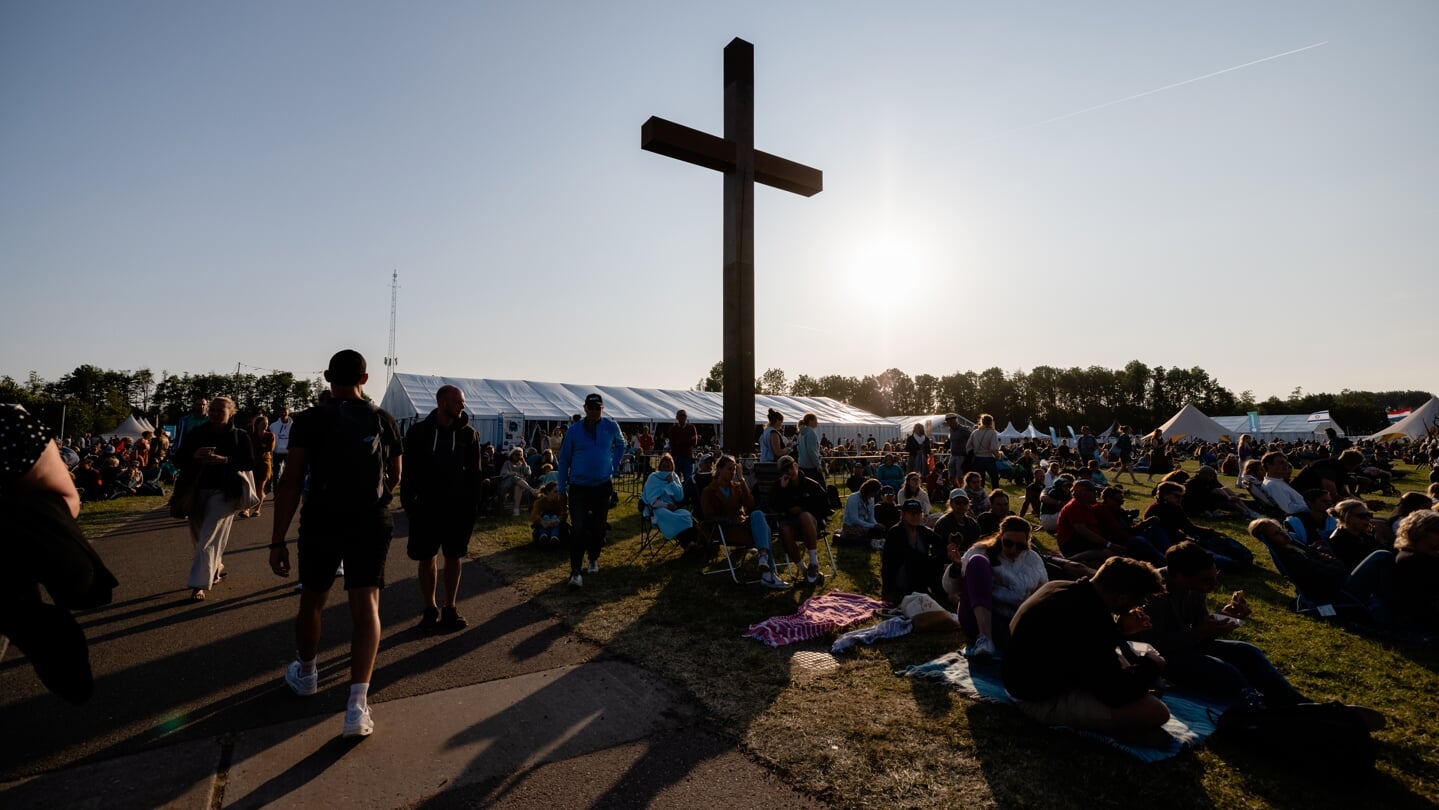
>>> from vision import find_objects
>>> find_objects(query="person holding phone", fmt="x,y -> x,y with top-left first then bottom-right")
176,396 -> 253,602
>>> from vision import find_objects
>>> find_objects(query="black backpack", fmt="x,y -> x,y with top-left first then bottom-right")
309,400 -> 389,509
1217,702 -> 1375,783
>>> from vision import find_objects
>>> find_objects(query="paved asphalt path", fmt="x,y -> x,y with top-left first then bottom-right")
0,499 -> 822,808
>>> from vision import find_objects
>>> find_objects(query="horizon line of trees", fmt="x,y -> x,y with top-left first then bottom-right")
1,366 -> 322,437
696,360 -> 1431,437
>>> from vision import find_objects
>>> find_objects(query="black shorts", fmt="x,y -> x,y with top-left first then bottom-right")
406,507 -> 476,561
298,519 -> 393,591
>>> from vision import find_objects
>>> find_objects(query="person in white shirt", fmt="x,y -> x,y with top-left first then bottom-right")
1259,452 -> 1307,516
270,406 -> 294,489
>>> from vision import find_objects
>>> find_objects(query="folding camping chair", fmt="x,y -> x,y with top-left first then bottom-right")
749,461 -> 838,581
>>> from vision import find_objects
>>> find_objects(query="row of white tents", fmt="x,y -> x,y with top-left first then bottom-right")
378,373 -> 905,448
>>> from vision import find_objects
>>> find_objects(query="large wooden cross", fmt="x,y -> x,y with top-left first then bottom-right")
641,37 -> 822,454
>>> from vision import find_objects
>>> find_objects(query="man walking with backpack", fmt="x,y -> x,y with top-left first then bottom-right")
268,350 -> 404,738
401,384 -> 481,632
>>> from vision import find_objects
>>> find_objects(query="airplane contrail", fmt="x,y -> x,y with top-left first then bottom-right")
975,41 -> 1329,141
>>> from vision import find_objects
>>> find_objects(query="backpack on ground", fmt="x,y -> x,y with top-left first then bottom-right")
309,400 -> 388,509
1216,701 -> 1375,783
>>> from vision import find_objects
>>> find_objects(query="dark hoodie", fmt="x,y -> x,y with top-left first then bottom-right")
400,409 -> 482,512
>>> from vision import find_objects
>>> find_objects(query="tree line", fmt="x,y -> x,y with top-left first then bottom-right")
697,360 -> 1430,436
1,366 -> 321,436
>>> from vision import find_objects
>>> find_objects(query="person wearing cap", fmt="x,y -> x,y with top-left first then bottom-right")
944,413 -> 971,486
880,497 -> 948,604
933,489 -> 982,552
1055,479 -> 1119,565
556,393 -> 626,589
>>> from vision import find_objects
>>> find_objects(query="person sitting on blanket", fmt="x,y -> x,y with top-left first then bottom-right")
873,486 -> 901,538
946,515 -> 1048,658
1140,541 -> 1313,708
841,478 -> 885,547
933,489 -> 982,552
1247,517 -> 1394,623
880,498 -> 948,604
701,455 -> 788,590
642,453 -> 699,549
976,489 -> 1014,536
1144,482 -> 1254,572
769,455 -> 830,586
1002,557 -> 1171,739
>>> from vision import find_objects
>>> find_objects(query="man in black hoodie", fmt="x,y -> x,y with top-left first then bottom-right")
402,385 -> 483,632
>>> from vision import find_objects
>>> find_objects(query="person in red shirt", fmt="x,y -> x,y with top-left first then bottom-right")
667,409 -> 699,485
1056,479 -> 1117,565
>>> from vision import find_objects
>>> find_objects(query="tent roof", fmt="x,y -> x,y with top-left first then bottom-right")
889,413 -> 973,438
1212,413 -> 1343,440
1022,422 -> 1043,439
379,374 -> 898,433
107,414 -> 152,440
1156,404 -> 1233,443
1365,396 -> 1439,442
999,422 -> 1023,439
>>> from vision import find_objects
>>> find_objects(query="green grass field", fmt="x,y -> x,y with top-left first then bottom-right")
76,463 -> 1439,808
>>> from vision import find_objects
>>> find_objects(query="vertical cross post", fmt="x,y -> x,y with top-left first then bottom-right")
641,38 -> 822,455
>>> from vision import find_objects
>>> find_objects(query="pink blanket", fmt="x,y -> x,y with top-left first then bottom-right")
742,591 -> 887,647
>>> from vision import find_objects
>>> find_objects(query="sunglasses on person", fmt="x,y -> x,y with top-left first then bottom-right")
1001,539 -> 1028,551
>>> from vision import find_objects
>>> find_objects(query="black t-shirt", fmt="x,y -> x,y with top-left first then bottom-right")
0,405 -> 53,496
1291,459 -> 1347,494
290,399 -> 403,527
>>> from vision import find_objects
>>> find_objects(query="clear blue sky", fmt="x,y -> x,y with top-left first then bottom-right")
3,1 -> 1435,400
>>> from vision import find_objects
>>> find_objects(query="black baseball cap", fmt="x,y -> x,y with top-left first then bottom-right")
902,499 -> 925,512
584,393 -> 603,409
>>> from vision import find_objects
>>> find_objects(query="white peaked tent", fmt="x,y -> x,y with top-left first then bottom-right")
999,422 -> 1024,441
1366,396 -> 1439,442
107,414 -> 154,440
1156,404 -> 1233,443
1022,422 -> 1043,439
890,413 -> 974,440
379,374 -> 902,448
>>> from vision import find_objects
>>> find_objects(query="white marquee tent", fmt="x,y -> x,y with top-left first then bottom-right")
1022,422 -> 1044,440
999,422 -> 1024,441
889,413 -> 975,441
107,414 -> 156,441
1156,404 -> 1234,443
1212,413 -> 1345,443
379,373 -> 902,448
1365,397 -> 1439,442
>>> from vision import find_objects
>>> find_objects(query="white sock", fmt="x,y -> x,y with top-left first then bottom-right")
349,682 -> 369,711
808,549 -> 819,566
298,657 -> 317,677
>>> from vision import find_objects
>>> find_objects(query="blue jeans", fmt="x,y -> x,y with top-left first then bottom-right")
1345,549 -> 1395,625
1193,529 -> 1254,572
1164,639 -> 1310,707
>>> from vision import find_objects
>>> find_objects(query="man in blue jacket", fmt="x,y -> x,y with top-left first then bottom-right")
557,393 -> 626,589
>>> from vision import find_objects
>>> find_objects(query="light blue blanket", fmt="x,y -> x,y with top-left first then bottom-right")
901,652 -> 1225,763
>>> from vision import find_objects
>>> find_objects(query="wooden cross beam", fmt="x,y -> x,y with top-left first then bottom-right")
640,37 -> 822,454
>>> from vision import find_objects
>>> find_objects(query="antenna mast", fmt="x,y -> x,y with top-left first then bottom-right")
384,270 -> 398,384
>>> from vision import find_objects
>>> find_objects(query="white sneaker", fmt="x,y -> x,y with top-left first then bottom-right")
568,573 -> 583,589
587,560 -> 599,575
335,562 -> 345,577
759,572 -> 791,590
964,635 -> 998,659
285,660 -> 318,697
342,705 -> 373,738
870,537 -> 885,551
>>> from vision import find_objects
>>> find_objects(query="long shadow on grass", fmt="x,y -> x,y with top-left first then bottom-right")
1206,735 -> 1438,810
